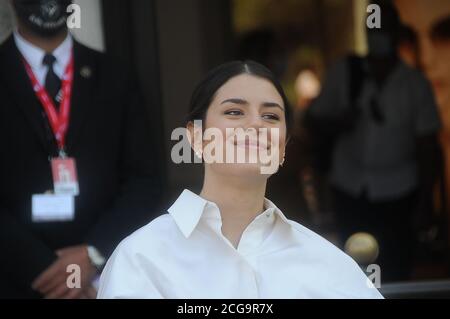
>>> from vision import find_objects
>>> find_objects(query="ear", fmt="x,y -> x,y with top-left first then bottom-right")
186,121 -> 203,156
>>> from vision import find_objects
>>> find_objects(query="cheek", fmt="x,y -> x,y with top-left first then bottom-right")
270,127 -> 287,154
436,44 -> 450,73
205,111 -> 248,142
279,125 -> 288,153
432,45 -> 450,100
203,116 -> 236,153
424,41 -> 450,72
279,138 -> 286,156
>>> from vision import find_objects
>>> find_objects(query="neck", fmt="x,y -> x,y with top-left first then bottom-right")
200,168 -> 267,247
17,25 -> 68,54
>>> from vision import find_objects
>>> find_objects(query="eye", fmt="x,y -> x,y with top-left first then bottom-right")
262,113 -> 280,121
431,16 -> 450,43
224,109 -> 244,116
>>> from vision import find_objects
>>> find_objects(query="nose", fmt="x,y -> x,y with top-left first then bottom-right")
244,114 -> 265,132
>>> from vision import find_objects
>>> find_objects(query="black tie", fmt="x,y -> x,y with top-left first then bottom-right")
42,54 -> 62,108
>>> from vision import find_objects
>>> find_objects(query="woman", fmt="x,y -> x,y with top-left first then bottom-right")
97,61 -> 383,299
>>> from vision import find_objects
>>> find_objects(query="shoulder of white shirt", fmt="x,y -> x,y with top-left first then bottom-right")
114,189 -> 354,261
106,190 -> 383,296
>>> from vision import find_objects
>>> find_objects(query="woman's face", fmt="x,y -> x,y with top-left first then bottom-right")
195,74 -> 287,180
395,0 -> 450,109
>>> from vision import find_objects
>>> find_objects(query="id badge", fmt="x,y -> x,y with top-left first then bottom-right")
32,194 -> 74,222
51,157 -> 79,196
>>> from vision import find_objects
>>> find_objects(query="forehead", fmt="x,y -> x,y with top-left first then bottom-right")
395,0 -> 450,31
213,74 -> 284,106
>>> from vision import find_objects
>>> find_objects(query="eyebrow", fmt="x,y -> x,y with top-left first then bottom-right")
220,98 -> 285,111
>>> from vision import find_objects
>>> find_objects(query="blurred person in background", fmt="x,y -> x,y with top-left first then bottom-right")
0,0 -> 161,298
305,0 -> 442,282
394,0 -> 450,262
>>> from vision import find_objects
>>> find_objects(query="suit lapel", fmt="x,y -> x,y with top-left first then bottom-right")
64,41 -> 96,153
0,36 -> 52,153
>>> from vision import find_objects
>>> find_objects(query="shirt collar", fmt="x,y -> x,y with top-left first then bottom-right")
168,189 -> 291,238
168,189 -> 209,238
263,197 -> 291,225
13,30 -> 73,72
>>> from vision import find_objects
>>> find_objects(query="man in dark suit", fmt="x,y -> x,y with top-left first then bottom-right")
0,0 -> 162,298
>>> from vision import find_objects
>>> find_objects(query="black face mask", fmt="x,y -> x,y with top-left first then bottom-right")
13,0 -> 72,37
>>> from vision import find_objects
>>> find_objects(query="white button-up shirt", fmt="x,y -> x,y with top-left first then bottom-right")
14,30 -> 73,86
97,189 -> 383,299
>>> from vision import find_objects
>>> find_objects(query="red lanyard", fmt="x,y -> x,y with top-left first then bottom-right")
23,54 -> 74,154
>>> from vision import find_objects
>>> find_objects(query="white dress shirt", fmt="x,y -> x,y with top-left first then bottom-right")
97,189 -> 383,299
13,30 -> 73,86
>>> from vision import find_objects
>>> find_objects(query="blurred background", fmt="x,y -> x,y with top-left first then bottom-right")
1,0 -> 449,296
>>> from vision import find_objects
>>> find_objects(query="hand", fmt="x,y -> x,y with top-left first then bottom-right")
79,285 -> 98,299
32,245 -> 97,299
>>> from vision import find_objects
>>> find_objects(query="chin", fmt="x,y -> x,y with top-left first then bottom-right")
211,162 -> 273,180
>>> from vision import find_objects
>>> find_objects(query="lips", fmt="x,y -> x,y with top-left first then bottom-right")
234,139 -> 269,151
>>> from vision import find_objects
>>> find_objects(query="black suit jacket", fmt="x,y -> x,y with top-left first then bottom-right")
0,36 -> 162,298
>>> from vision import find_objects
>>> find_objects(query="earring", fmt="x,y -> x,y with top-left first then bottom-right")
280,154 -> 286,167
195,150 -> 203,159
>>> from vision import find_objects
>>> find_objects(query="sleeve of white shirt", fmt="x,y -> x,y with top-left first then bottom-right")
333,257 -> 385,299
97,240 -> 164,299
